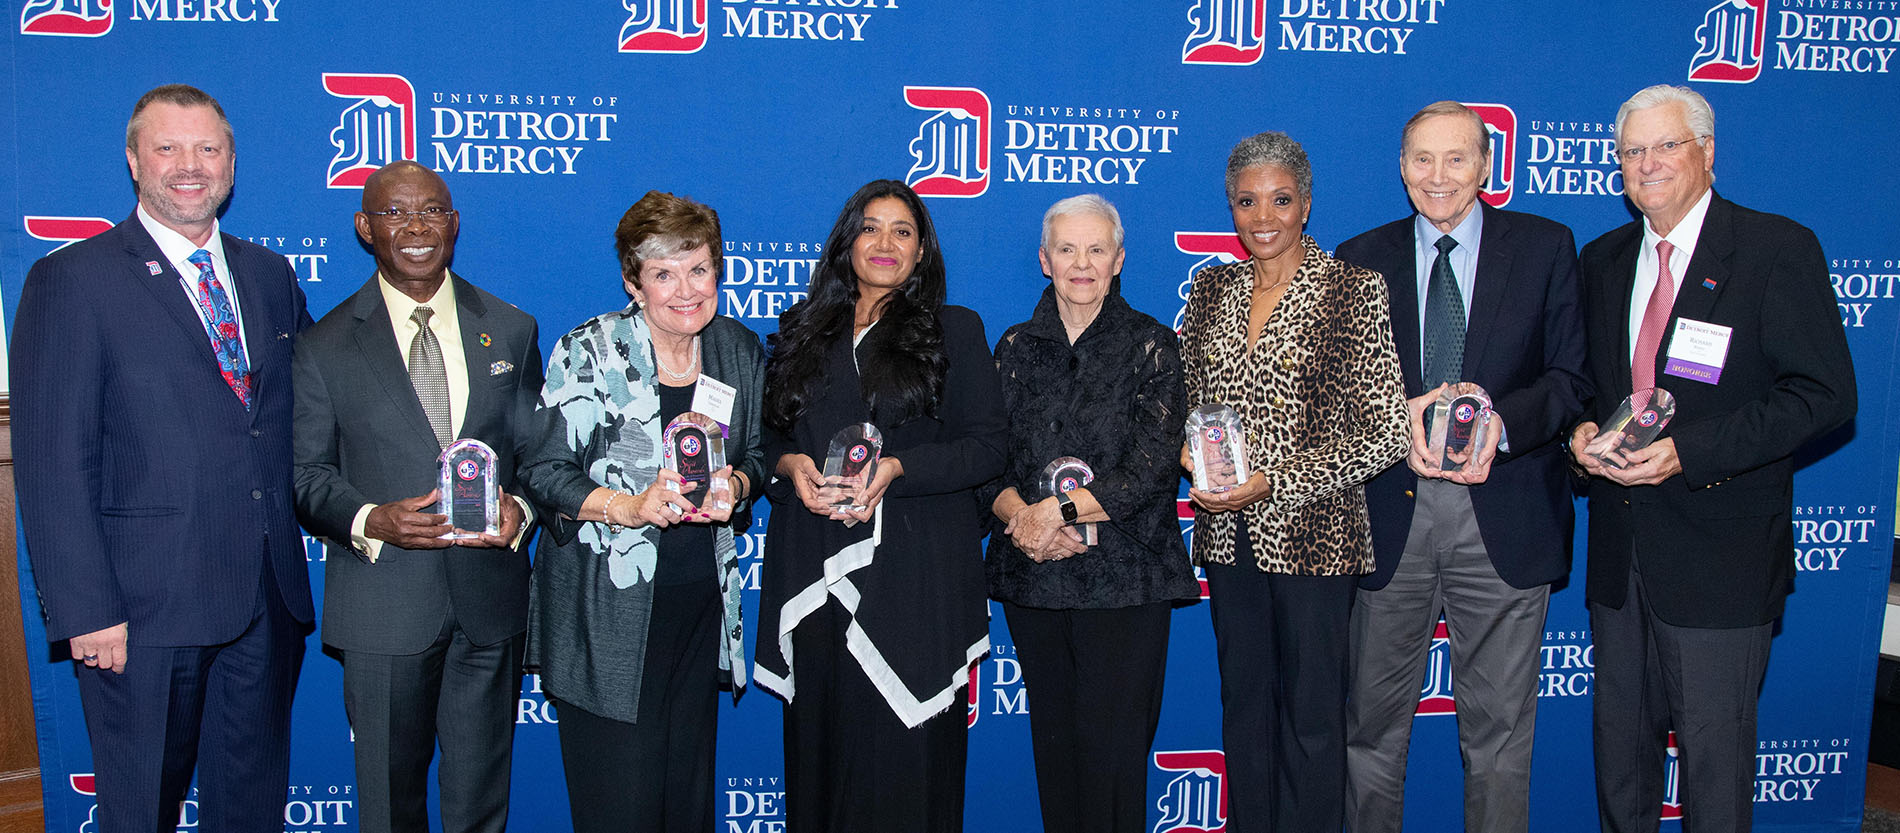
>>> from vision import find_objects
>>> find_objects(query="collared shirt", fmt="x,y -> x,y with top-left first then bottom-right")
377,272 -> 469,437
350,272 -> 530,556
1628,188 -> 1714,363
138,205 -> 248,355
1412,205 -> 1483,348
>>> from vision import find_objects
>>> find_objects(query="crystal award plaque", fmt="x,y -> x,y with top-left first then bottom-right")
1583,387 -> 1678,469
1423,383 -> 1493,473
438,438 -> 500,540
823,423 -> 883,512
664,411 -> 729,510
1186,404 -> 1247,493
1040,456 -> 1098,546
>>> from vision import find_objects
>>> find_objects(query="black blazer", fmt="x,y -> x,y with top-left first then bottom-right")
292,272 -> 543,653
1338,202 -> 1590,591
1577,193 -> 1855,627
13,214 -> 315,645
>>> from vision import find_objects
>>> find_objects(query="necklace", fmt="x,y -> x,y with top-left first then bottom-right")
653,335 -> 701,381
1253,273 -> 1290,295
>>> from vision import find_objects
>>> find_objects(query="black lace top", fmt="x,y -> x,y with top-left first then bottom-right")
982,287 -> 1200,609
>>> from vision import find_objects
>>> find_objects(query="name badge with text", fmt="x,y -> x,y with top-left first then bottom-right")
1664,318 -> 1732,385
692,374 -> 738,429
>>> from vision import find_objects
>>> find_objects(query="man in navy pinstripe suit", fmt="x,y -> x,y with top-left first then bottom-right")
13,84 -> 314,833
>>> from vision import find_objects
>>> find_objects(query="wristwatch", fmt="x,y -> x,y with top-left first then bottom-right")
1056,491 -> 1078,524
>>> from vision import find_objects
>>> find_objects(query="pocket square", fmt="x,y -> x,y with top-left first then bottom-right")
489,360 -> 514,376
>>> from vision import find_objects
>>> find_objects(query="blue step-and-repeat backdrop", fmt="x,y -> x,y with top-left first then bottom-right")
6,1 -> 1899,831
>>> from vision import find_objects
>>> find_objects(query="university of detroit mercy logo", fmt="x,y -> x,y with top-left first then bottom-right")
1182,0 -> 1266,65
1687,0 -> 1767,83
966,663 -> 980,728
1416,618 -> 1455,716
19,0 -> 111,36
1466,102 -> 1517,209
1153,750 -> 1228,832
1172,232 -> 1249,331
1662,731 -> 1684,820
904,86 -> 991,198
619,0 -> 708,54
24,215 -> 114,253
323,73 -> 417,189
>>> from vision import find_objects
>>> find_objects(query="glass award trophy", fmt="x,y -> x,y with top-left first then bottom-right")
1423,383 -> 1493,473
1584,387 -> 1678,469
1186,404 -> 1247,493
664,411 -> 729,510
438,438 -> 500,540
1040,456 -> 1098,546
823,423 -> 883,513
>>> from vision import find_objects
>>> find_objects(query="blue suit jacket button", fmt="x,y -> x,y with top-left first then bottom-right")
251,489 -> 263,499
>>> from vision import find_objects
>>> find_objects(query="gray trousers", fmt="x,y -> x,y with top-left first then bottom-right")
341,616 -> 524,833
1589,552 -> 1771,833
1346,479 -> 1549,833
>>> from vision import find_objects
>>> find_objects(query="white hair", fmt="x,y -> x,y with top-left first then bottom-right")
1040,194 -> 1124,251
1615,84 -> 1715,145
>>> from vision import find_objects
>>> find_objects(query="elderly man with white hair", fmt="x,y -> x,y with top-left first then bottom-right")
1570,84 -> 1856,832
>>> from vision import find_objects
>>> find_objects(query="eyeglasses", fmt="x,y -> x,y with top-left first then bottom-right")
1616,136 -> 1708,163
365,207 -> 457,227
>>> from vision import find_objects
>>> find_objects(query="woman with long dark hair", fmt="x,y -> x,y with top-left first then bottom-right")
754,179 -> 1005,833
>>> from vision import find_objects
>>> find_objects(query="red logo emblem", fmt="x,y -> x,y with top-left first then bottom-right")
1173,232 -> 1251,332
904,86 -> 991,199
24,215 -> 114,254
456,460 -> 480,481
1687,0 -> 1766,84
848,444 -> 868,463
1466,102 -> 1517,209
1661,731 -> 1683,819
1182,0 -> 1266,66
1153,749 -> 1229,831
619,0 -> 708,54
1415,617 -> 1456,716
323,73 -> 418,189
19,0 -> 112,37
681,435 -> 702,456
966,663 -> 981,728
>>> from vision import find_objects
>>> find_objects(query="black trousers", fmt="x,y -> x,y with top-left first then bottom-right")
554,577 -> 721,833
1003,600 -> 1172,833
1205,539 -> 1359,833
75,554 -> 304,833
782,599 -> 969,833
340,619 -> 523,833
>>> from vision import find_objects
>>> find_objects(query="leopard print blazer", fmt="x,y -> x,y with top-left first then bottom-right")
1180,235 -> 1407,575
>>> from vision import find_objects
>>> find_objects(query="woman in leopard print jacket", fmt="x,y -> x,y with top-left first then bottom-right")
1178,131 -> 1407,833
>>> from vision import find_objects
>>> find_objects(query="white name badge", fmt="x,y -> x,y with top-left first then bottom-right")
692,374 -> 738,428
1663,318 -> 1732,385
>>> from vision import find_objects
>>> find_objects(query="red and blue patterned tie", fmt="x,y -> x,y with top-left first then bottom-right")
187,249 -> 253,409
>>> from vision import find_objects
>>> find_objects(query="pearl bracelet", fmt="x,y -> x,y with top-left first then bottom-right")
602,490 -> 625,533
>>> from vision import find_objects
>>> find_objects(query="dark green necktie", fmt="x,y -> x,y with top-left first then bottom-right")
1422,235 -> 1465,388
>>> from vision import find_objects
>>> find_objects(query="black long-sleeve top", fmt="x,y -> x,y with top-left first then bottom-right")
982,287 -> 1200,610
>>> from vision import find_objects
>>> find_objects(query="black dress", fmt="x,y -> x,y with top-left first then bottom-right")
755,305 -> 1006,833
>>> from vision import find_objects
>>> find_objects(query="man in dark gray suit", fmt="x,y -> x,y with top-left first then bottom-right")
292,161 -> 544,833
